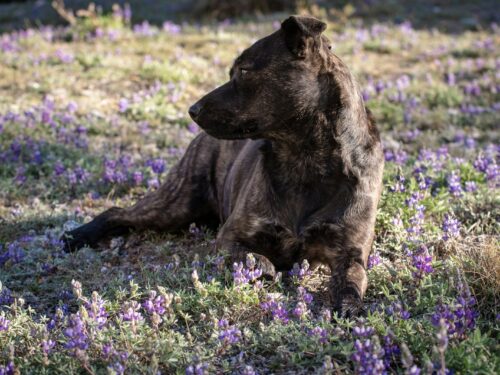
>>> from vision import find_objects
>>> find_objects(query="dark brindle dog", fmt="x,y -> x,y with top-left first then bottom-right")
62,15 -> 384,316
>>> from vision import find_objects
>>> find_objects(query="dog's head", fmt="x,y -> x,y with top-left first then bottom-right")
189,15 -> 332,140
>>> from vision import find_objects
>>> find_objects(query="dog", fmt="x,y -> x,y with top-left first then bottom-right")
62,15 -> 384,316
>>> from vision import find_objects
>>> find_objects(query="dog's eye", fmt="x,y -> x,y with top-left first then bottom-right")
240,68 -> 250,76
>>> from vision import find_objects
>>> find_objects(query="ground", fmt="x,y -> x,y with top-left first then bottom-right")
0,2 -> 499,374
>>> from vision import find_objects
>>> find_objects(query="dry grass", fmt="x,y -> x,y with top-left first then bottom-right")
442,236 -> 500,315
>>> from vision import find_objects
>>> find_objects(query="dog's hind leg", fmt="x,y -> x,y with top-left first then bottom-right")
62,133 -> 220,252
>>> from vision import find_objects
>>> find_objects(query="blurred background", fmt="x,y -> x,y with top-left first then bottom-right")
1,0 -> 499,33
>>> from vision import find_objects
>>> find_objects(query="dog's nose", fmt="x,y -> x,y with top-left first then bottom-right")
189,103 -> 202,120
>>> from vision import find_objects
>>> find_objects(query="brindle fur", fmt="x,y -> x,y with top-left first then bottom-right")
62,15 -> 384,316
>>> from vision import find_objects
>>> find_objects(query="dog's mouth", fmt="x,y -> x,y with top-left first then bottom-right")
201,120 -> 261,140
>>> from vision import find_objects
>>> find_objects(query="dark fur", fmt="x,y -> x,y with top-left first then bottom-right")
62,16 -> 384,316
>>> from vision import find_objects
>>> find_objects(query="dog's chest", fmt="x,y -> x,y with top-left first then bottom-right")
237,194 -> 329,265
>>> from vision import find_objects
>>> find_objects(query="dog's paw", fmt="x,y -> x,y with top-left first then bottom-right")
339,294 -> 365,318
61,228 -> 94,253
253,253 -> 277,280
332,288 -> 366,318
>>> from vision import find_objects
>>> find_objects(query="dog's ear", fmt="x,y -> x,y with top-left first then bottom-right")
281,15 -> 327,58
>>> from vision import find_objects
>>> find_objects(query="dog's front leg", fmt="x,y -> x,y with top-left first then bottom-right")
328,247 -> 368,318
305,222 -> 372,317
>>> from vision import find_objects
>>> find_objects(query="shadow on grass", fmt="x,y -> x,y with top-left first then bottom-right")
0,213 -> 216,315
0,213 -> 69,243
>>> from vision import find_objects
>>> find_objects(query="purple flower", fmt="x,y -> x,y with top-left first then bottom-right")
132,171 -> 143,186
51,161 -> 65,177
42,339 -> 56,354
368,251 -> 382,270
445,72 -> 456,85
0,315 -> 10,331
384,149 -> 408,165
143,290 -> 172,317
241,365 -> 257,375
232,254 -> 263,286
65,167 -> 89,185
0,240 -> 26,267
297,286 -> 313,304
118,98 -> 129,113
260,295 -> 289,324
66,101 -> 78,113
289,259 -> 311,280
406,205 -> 425,241
139,121 -> 150,134
431,280 -> 478,340
385,301 -> 410,320
320,309 -> 332,322
405,192 -> 424,208
292,301 -> 308,320
0,361 -> 14,375
473,154 -> 494,173
120,301 -> 143,323
186,361 -> 209,375
0,288 -> 13,306
232,262 -> 247,286
84,292 -> 108,329
389,175 -> 406,193
123,4 -> 132,23
41,109 -> 52,124
217,319 -> 241,345
415,174 -> 432,190
147,177 -> 160,189
375,80 -> 385,94
392,215 -> 403,228
463,181 -> 477,192
102,342 -> 114,358
148,158 -> 166,174
14,166 -> 26,185
133,21 -> 156,36
464,82 -> 481,96
464,137 -> 476,149
64,314 -> 88,351
382,333 -> 400,369
400,343 -> 420,374
309,326 -> 328,343
353,324 -> 374,338
351,338 -> 386,375
411,245 -> 433,279
108,362 -> 125,375
162,21 -> 181,34
442,215 -> 460,241
474,147 -> 500,186
447,172 -> 462,197
485,164 -> 499,186
55,49 -> 74,63
417,147 -> 448,171
47,306 -> 66,331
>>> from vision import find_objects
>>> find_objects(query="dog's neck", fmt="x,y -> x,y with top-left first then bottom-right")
262,59 -> 377,187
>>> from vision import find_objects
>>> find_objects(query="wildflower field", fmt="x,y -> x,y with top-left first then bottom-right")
0,2 -> 499,374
